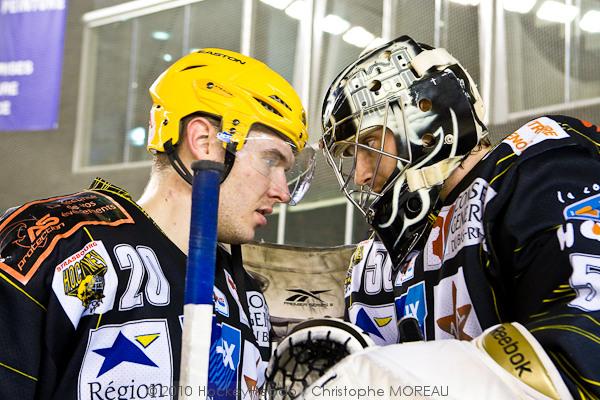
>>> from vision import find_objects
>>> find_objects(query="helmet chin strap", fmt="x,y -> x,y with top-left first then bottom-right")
165,139 -> 237,186
405,156 -> 463,191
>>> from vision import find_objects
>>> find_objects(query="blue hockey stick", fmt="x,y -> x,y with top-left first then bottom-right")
180,160 -> 224,399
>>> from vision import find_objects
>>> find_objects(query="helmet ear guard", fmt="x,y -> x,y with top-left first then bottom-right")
321,35 -> 487,265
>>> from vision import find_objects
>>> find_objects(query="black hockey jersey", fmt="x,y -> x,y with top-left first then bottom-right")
0,179 -> 270,400
345,115 -> 600,397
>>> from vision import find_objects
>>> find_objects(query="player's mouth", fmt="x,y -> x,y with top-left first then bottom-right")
255,208 -> 272,226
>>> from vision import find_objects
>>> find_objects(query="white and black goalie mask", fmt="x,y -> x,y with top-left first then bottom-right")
321,35 -> 486,266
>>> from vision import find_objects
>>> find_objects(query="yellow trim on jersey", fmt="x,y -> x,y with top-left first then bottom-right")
496,152 -> 516,166
96,314 -> 103,329
559,124 -> 600,151
0,271 -> 46,311
529,313 -> 600,327
554,352 -> 600,387
83,227 -> 94,241
529,311 -> 550,319
549,352 -> 600,400
542,293 -> 576,303
530,325 -> 600,345
0,361 -> 38,381
490,162 -> 514,185
489,285 -> 502,321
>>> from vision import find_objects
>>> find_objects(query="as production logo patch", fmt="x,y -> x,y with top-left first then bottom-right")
52,241 -> 118,328
78,319 -> 173,400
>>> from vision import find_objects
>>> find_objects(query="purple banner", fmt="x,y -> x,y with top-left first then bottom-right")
0,0 -> 68,131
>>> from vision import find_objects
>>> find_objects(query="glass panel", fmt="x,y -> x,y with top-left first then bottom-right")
392,0 -> 435,46
88,21 -> 132,166
570,0 -> 600,101
84,0 -> 243,167
285,204 -> 346,246
352,206 -> 371,243
444,1 -> 480,86
188,0 -> 242,53
505,3 -> 566,112
126,7 -> 185,163
311,0 -> 384,138
253,1 -> 301,84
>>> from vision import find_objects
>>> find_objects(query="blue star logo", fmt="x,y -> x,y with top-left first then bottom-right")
93,331 -> 158,377
356,308 -> 384,340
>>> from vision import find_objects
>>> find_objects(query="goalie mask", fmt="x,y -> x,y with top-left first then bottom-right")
321,35 -> 487,266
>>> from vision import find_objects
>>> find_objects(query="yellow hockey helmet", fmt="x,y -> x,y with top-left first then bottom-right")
147,48 -> 308,154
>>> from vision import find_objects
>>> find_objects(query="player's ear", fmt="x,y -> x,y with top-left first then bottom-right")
184,116 -> 226,162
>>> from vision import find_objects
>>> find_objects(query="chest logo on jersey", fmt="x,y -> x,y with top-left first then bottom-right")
52,241 -> 118,328
209,322 -> 241,399
502,117 -> 569,155
0,191 -> 133,285
425,178 -> 496,270
79,319 -> 173,400
247,291 -> 271,349
433,267 -> 482,340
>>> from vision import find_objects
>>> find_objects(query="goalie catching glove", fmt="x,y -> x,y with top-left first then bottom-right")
302,322 -> 572,400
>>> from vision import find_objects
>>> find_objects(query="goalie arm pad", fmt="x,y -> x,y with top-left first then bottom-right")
303,323 -> 572,400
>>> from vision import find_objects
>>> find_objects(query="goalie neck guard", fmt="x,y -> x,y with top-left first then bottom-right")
321,35 -> 487,266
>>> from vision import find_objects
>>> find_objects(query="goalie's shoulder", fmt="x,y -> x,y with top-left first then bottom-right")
0,189 -> 134,286
496,115 -> 600,161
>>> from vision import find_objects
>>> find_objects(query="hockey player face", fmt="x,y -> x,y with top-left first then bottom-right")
353,128 -> 398,193
218,129 -> 295,244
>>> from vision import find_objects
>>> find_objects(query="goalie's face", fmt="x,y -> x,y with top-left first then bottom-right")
351,128 -> 398,193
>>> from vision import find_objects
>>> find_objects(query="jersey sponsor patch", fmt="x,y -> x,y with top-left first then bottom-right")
425,178 -> 496,268
395,281 -> 427,338
0,191 -> 133,285
214,287 -> 229,317
209,321 -> 241,399
78,319 -> 173,400
246,291 -> 270,349
348,302 -> 398,345
51,241 -> 118,327
433,267 -> 482,340
568,253 -> 600,312
502,116 -> 570,155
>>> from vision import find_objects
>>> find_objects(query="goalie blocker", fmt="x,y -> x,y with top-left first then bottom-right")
302,322 -> 572,400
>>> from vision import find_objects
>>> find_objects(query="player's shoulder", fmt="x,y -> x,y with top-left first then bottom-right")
496,115 -> 599,160
0,188 -> 134,286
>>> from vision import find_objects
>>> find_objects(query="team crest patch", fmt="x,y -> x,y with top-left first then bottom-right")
52,241 -> 118,327
78,319 -> 173,400
0,191 -> 133,285
502,116 -> 569,155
